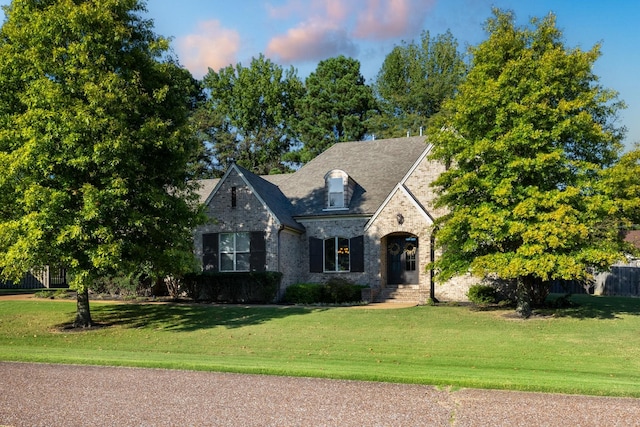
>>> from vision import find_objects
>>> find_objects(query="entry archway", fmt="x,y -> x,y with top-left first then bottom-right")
385,233 -> 419,285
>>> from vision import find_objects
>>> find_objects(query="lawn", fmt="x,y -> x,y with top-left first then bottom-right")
1,294 -> 640,397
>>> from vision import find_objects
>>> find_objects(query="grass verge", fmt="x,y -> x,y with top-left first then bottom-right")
1,294 -> 639,397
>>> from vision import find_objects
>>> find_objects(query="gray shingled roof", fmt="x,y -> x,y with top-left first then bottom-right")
193,179 -> 220,204
276,136 -> 429,217
194,137 -> 430,225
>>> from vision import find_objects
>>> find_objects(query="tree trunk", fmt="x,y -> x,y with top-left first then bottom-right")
516,277 -> 532,318
74,287 -> 93,328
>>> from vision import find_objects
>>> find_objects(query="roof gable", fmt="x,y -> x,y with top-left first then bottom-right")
206,164 -> 304,232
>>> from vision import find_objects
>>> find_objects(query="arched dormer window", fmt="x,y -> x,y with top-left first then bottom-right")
325,170 -> 349,209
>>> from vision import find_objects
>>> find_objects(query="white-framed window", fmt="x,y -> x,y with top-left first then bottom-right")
324,237 -> 350,272
219,232 -> 250,271
328,177 -> 344,208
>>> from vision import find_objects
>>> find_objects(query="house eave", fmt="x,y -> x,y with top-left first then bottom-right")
294,213 -> 372,222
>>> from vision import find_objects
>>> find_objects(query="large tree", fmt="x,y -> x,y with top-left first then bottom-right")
0,0 -> 203,326
371,30 -> 466,138
288,55 -> 377,165
202,54 -> 304,175
427,9 -> 629,316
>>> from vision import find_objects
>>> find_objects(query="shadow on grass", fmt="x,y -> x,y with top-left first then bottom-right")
90,303 -> 323,332
544,294 -> 640,320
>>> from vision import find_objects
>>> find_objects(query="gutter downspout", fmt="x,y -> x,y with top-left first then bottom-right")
277,224 -> 284,301
430,231 -> 439,303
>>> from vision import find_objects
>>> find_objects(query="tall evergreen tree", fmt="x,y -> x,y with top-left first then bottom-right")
202,54 -> 304,175
0,0 -> 203,326
371,30 -> 466,138
288,56 -> 377,165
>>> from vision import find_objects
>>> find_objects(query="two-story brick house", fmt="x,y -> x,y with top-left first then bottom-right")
193,136 -> 474,303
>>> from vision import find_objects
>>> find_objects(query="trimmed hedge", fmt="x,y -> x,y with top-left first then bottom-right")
284,278 -> 365,304
282,283 -> 324,304
183,271 -> 282,303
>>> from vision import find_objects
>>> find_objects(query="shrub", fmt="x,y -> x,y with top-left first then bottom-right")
284,279 -> 365,305
34,289 -> 73,299
182,271 -> 281,303
283,283 -> 324,304
323,278 -> 364,304
467,284 -> 499,305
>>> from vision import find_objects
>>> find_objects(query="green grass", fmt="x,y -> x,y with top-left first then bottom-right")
1,294 -> 640,397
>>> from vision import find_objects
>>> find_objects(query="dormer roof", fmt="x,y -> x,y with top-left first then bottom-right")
276,136 -> 429,217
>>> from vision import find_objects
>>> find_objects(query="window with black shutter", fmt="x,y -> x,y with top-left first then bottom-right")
309,235 -> 365,273
202,233 -> 219,271
250,231 -> 266,272
309,237 -> 323,273
350,235 -> 364,272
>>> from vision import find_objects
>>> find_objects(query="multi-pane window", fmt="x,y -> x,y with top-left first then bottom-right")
324,237 -> 350,271
220,232 -> 250,271
404,237 -> 417,271
328,177 -> 344,208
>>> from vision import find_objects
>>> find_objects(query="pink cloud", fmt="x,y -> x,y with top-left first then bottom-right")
265,0 -> 435,62
176,20 -> 240,78
353,0 -> 435,40
267,20 -> 357,62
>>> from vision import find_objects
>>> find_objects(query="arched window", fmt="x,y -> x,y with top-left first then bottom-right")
325,170 -> 350,210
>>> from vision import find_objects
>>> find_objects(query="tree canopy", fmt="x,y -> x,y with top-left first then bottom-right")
427,9 -> 630,315
288,56 -> 377,165
0,0 -> 203,326
371,30 -> 467,139
202,54 -> 304,175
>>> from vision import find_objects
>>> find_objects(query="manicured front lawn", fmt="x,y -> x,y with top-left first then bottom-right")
1,295 -> 639,397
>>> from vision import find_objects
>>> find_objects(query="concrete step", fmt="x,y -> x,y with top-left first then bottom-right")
375,285 -> 422,303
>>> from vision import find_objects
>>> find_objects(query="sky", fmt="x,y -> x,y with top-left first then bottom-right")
0,0 -> 638,150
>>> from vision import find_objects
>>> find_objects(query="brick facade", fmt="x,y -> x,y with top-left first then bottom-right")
194,139 -> 478,303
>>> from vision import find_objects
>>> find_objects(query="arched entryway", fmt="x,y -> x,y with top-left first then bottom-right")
386,233 -> 419,285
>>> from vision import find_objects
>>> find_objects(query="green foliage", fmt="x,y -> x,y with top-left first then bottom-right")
323,277 -> 365,304
427,9 -> 629,308
597,147 -> 640,246
283,278 -> 365,304
466,284 -> 499,304
370,30 -> 466,138
283,283 -> 324,305
0,0 -> 204,326
34,288 -> 72,299
183,271 -> 282,303
202,54 -> 304,174
287,56 -> 377,164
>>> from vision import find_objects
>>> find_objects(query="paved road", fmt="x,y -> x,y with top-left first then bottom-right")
1,362 -> 639,426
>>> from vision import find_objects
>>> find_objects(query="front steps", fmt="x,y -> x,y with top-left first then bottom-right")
374,284 -> 422,304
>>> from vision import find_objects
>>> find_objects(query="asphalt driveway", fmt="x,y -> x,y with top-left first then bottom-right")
1,362 -> 639,426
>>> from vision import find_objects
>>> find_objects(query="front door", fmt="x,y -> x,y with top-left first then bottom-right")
387,235 -> 419,284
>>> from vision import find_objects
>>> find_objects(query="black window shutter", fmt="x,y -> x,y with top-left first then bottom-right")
202,233 -> 218,272
350,235 -> 364,272
250,231 -> 266,272
309,237 -> 323,273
